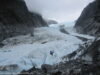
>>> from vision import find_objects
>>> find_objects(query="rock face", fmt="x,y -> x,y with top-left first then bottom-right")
75,0 -> 100,35
0,0 -> 47,42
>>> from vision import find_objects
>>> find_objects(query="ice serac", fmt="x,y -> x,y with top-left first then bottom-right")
0,0 -> 47,42
75,0 -> 100,36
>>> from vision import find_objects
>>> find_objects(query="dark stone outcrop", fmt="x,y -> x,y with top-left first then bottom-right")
0,0 -> 47,42
75,0 -> 100,35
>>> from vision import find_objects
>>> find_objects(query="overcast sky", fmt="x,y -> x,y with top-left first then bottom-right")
25,0 -> 94,23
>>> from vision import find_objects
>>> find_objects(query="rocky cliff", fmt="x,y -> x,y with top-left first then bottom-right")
75,0 -> 100,36
30,12 -> 47,27
0,0 -> 47,42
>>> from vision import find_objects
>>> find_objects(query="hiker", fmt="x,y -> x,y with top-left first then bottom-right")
50,50 -> 54,56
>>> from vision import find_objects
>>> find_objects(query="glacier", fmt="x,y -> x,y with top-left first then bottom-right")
0,22 -> 94,74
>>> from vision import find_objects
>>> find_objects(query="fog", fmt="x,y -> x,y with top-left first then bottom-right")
25,0 -> 94,23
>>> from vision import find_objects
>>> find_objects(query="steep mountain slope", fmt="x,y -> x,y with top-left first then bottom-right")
0,0 -> 47,42
75,0 -> 100,35
30,12 -> 47,27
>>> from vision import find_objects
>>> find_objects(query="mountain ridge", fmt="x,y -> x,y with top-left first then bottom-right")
75,0 -> 100,36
